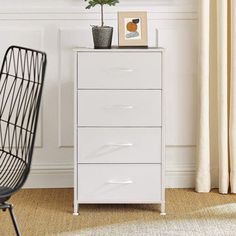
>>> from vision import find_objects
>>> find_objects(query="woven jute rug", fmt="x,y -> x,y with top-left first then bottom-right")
0,189 -> 235,236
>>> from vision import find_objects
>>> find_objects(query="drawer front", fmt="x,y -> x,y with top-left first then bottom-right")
78,90 -> 162,126
78,128 -> 162,164
77,52 -> 162,89
77,164 -> 162,203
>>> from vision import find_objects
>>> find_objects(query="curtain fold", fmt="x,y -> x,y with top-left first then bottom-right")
196,0 -> 236,194
217,0 -> 229,194
196,0 -> 210,193
230,0 -> 236,193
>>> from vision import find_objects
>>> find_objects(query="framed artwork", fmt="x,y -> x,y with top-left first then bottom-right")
118,11 -> 148,47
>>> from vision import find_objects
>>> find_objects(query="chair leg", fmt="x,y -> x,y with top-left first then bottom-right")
8,204 -> 21,236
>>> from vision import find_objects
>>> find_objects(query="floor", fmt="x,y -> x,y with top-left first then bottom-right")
0,189 -> 235,236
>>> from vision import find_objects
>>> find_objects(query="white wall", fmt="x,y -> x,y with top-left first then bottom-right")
0,0 -> 198,188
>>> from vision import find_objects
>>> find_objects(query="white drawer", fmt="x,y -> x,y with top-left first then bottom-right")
78,128 -> 162,164
77,52 -> 162,89
78,90 -> 162,126
77,164 -> 162,203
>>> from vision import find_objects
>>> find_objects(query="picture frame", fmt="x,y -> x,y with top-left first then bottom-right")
118,11 -> 148,47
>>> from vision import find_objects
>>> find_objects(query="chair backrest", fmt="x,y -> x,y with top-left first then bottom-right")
0,46 -> 46,197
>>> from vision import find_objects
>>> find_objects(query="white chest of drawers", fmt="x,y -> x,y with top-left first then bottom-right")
73,48 -> 165,215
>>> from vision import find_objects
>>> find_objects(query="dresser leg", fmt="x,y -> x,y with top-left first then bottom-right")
160,203 -> 166,216
73,203 -> 79,216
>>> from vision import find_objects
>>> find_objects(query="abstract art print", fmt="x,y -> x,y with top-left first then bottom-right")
118,12 -> 148,47
125,18 -> 142,40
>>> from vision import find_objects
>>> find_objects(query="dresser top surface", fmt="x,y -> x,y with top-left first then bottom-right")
73,47 -> 164,52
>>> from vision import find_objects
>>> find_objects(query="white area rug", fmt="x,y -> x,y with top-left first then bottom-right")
57,204 -> 236,236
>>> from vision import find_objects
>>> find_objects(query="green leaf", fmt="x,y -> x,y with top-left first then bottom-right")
84,0 -> 119,9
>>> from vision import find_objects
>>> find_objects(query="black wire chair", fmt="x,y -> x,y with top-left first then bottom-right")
0,46 -> 47,236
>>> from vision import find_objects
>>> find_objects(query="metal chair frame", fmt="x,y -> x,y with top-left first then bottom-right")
0,46 -> 47,236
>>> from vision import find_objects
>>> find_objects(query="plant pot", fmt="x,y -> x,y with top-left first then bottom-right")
92,26 -> 113,49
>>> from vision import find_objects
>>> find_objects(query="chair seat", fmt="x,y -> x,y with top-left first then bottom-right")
0,186 -> 12,203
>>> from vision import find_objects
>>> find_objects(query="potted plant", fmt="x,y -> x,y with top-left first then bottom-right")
85,0 -> 119,49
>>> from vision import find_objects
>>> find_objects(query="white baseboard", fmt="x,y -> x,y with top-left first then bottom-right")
24,164 -> 73,188
24,163 -> 195,189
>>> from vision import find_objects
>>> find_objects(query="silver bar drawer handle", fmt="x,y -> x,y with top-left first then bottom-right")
105,105 -> 134,109
106,143 -> 133,147
118,68 -> 134,73
111,67 -> 134,73
107,180 -> 133,184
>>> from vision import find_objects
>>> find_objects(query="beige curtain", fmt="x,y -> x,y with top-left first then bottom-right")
196,0 -> 236,194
